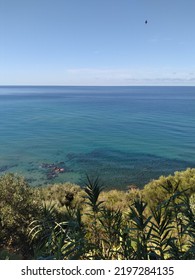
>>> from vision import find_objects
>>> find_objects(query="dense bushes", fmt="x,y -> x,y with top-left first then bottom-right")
0,169 -> 195,259
142,168 -> 195,208
0,173 -> 41,258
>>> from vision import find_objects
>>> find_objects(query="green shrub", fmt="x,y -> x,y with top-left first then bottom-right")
143,168 -> 195,209
0,173 -> 40,257
1,169 -> 195,260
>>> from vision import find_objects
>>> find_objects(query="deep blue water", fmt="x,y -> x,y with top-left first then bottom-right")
0,86 -> 195,189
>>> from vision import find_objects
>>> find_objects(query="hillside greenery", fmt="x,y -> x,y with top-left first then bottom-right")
0,169 -> 195,260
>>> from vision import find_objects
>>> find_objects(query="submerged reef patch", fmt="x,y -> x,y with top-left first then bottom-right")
39,161 -> 72,180
0,164 -> 17,173
64,149 -> 195,189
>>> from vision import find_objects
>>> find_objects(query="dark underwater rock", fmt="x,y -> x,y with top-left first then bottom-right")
39,161 -> 72,180
0,164 -> 17,172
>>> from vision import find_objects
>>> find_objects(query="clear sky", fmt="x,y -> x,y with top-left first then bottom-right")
1,0 -> 195,86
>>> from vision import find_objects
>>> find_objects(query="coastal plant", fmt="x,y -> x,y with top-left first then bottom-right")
168,193 -> 195,259
28,175 -> 105,260
84,175 -> 104,213
38,182 -> 84,217
82,175 -> 105,259
160,182 -> 190,258
98,207 -> 123,259
128,198 -> 152,259
117,224 -> 134,260
28,202 -> 68,259
143,169 -> 195,209
187,194 -> 195,243
1,170 -> 195,260
149,203 -> 174,259
61,208 -> 89,260
0,173 -> 40,257
83,176 -> 134,259
28,174 -> 195,260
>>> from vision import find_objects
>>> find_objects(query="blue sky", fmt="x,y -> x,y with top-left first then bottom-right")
1,0 -> 195,86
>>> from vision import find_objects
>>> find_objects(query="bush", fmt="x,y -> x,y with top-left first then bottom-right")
0,173 -> 41,258
38,182 -> 85,220
1,169 -> 195,259
142,168 -> 195,209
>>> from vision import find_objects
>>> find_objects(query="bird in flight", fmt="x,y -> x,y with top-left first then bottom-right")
145,20 -> 148,24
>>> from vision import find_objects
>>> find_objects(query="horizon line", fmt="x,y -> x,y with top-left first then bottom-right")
1,84 -> 195,87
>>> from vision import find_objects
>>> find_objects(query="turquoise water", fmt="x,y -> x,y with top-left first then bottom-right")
0,86 -> 195,189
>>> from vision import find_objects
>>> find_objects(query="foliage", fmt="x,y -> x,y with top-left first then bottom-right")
0,173 -> 41,258
0,169 -> 195,259
28,202 -> 69,259
143,168 -> 195,209
37,182 -> 85,224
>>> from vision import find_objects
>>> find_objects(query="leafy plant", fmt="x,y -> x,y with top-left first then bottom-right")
129,198 -> 152,259
1,170 -> 195,260
28,202 -> 68,259
149,203 -> 174,259
0,173 -> 40,257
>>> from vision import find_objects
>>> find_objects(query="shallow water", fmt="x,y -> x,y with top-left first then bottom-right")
0,86 -> 195,189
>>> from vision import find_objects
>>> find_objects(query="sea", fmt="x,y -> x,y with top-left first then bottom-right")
0,86 -> 195,189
